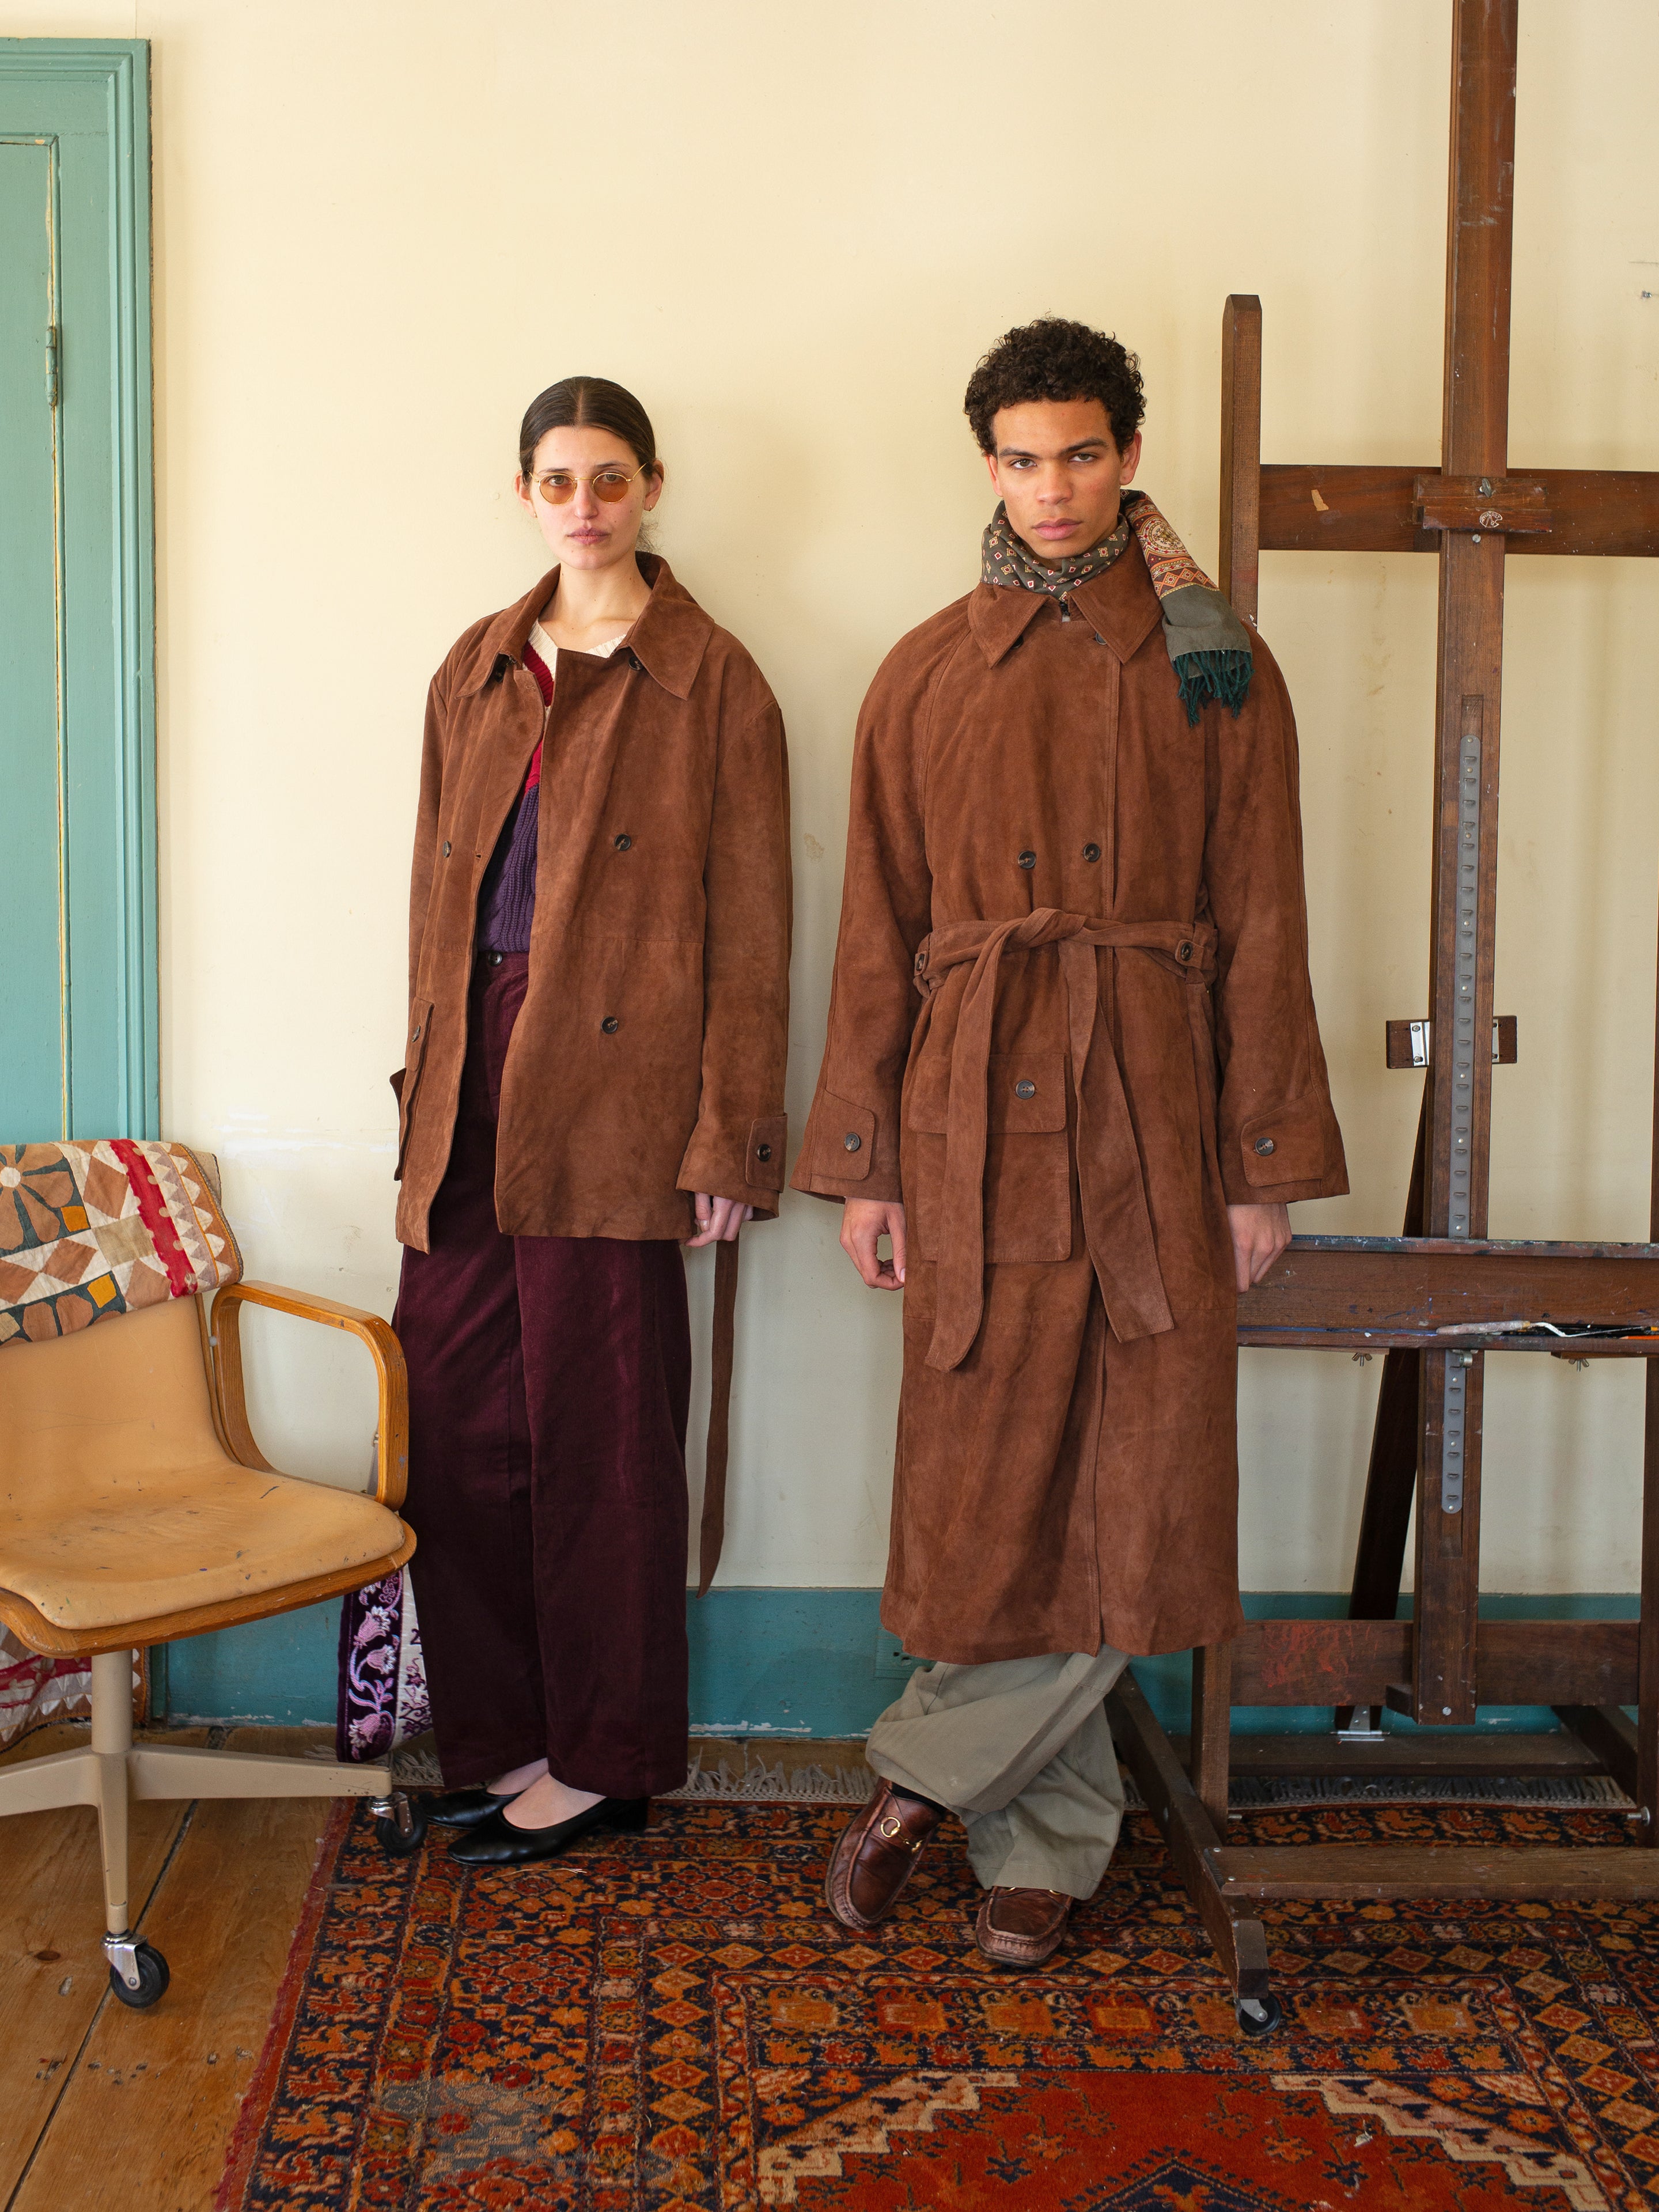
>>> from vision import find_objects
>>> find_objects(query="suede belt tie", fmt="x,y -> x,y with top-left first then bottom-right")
911,908 -> 1218,1373
696,1238 -> 739,1598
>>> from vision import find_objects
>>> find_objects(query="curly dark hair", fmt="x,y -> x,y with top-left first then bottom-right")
964,317 -> 1145,454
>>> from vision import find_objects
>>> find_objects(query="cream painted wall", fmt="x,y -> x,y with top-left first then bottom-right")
12,0 -> 1658,1593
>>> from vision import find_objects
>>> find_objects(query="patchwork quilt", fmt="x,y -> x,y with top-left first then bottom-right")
0,1139 -> 242,1346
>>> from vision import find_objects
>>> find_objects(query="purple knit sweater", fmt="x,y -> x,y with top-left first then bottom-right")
475,636 -> 555,953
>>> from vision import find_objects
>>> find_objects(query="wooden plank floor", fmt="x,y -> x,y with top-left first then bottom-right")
0,1725 -> 339,2212
0,1724 -> 875,2210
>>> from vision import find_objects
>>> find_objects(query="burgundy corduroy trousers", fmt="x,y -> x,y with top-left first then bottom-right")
395,953 -> 692,1799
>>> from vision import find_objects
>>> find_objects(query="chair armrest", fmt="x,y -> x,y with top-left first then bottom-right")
207,1280 -> 410,1509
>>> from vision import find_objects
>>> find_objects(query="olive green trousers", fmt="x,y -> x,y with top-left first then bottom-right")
862,1643 -> 1129,1900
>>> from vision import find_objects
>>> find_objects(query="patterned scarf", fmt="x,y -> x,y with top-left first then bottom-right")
981,488 -> 1253,725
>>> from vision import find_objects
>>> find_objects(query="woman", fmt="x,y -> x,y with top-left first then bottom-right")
391,377 -> 791,1865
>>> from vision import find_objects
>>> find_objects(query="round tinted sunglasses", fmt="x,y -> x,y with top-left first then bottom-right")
529,464 -> 652,506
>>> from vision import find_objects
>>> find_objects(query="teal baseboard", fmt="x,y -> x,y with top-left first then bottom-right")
160,1588 -> 1642,1741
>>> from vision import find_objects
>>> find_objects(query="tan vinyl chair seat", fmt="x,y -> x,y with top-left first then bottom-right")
0,1294 -> 404,1631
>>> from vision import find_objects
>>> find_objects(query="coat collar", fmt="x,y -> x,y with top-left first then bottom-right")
461,554 -> 713,700
967,536 -> 1164,668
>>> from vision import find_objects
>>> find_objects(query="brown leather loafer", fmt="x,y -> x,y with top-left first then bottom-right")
974,1886 -> 1073,1969
824,1780 -> 944,1931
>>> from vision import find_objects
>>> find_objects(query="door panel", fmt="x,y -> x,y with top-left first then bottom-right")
0,140 -> 65,1137
0,44 -> 155,1142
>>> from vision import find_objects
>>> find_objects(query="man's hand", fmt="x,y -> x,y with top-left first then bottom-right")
687,1194 -> 753,1248
841,1198 -> 907,1289
1228,1202 -> 1291,1291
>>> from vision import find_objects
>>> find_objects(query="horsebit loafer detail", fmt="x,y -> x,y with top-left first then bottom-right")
824,1779 -> 945,1931
422,1787 -> 518,1829
975,1886 -> 1073,1969
449,1795 -> 650,1866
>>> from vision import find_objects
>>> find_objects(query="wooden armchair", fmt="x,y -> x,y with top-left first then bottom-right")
0,1281 -> 416,2008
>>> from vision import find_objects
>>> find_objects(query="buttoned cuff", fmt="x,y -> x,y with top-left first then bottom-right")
677,1113 -> 787,1218
1221,1097 -> 1347,1206
789,1092 -> 903,1204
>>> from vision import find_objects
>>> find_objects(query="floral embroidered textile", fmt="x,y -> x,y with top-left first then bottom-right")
336,1567 -> 430,1762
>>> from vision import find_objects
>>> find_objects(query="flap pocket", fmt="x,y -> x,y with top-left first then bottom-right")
819,1093 -> 874,1181
906,1050 -> 1067,1136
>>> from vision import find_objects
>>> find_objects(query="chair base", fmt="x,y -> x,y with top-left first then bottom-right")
0,1649 -> 395,1982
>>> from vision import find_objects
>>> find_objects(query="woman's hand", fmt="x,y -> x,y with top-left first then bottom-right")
1227,1202 -> 1291,1290
687,1194 -> 753,1247
841,1199 -> 907,1289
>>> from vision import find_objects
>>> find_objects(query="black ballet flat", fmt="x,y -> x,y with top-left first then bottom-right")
449,1795 -> 650,1866
423,1787 -> 519,1829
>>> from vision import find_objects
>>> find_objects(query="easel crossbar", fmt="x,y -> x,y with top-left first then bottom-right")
1227,1618 -> 1636,1709
1259,465 -> 1659,560
1240,1234 -> 1659,1344
1211,1846 -> 1659,1903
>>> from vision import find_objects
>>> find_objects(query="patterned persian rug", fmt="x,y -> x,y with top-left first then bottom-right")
218,1796 -> 1659,2210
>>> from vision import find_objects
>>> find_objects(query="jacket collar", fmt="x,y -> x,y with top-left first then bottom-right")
461,554 -> 713,700
967,535 -> 1164,668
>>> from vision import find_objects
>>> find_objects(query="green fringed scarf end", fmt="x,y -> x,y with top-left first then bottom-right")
1174,648 -> 1253,727
981,493 -> 1256,728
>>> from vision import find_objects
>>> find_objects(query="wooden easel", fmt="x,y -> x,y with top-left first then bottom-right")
1105,0 -> 1659,2034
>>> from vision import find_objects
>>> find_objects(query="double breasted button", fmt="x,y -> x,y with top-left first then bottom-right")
756,1143 -> 773,1162
601,1016 -> 620,1033
613,833 -> 632,851
843,1132 -> 862,1152
1014,1080 -> 1036,1099
1017,850 -> 1036,870
1082,842 -> 1101,863
1255,1136 -> 1276,1156
442,840 -> 452,857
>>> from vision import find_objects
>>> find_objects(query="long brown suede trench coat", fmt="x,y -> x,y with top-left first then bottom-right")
396,556 -> 791,1248
793,540 -> 1346,1664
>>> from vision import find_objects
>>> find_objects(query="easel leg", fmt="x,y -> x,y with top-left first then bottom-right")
1640,1362 -> 1659,1842
1641,876 -> 1659,1840
1412,1349 -> 1484,1724
1339,1099 -> 1427,1729
1108,1674 -> 1279,2033
1191,1641 -> 1233,1831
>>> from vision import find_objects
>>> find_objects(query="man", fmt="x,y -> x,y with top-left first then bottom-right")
792,317 -> 1346,1968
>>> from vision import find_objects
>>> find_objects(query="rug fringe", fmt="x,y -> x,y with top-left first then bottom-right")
664,1753 -> 870,1804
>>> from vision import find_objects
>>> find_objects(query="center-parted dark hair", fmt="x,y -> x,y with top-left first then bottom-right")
518,376 -> 660,481
964,318 -> 1145,455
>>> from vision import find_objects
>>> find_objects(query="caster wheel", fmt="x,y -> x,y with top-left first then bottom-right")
108,1941 -> 170,2009
1236,1991 -> 1283,2039
374,1805 -> 427,1857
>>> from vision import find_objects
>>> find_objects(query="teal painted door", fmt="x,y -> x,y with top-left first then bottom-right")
0,141 -> 66,1136
0,44 -> 155,1143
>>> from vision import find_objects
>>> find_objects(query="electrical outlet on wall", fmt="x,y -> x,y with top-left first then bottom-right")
873,1627 -> 926,1681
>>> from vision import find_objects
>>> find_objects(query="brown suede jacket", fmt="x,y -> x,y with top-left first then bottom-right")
395,556 -> 791,1249
791,543 -> 1346,1660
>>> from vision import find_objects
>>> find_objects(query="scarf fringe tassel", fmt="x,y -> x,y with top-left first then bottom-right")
1174,649 -> 1252,727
